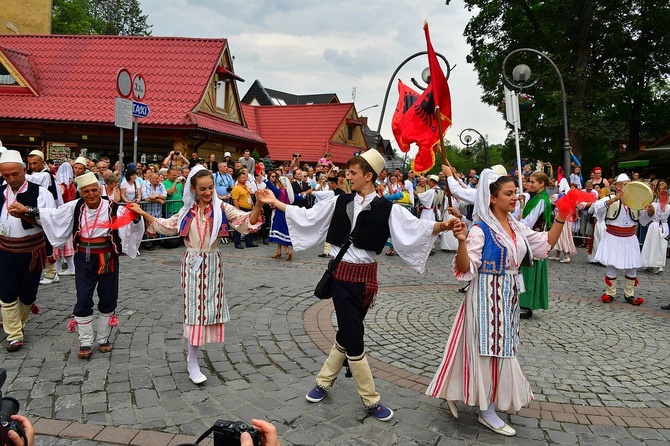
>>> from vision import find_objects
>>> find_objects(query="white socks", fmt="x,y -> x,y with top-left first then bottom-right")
481,402 -> 504,429
65,256 -> 75,273
187,344 -> 207,383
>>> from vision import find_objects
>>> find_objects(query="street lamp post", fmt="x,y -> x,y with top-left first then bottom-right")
501,48 -> 571,179
458,128 -> 488,168
357,104 -> 379,115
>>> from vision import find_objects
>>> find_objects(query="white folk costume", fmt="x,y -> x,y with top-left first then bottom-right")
26,150 -> 60,284
639,200 -> 670,271
287,150 -> 442,419
0,151 -> 56,351
148,167 -> 262,346
427,169 -> 550,417
418,178 -> 445,253
40,173 -> 144,355
593,174 -> 643,305
587,201 -> 606,264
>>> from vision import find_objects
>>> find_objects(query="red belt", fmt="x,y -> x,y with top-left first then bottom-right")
606,225 -> 637,237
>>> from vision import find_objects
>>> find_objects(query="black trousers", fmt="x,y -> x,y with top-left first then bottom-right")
0,250 -> 41,305
331,278 -> 368,357
73,251 -> 119,317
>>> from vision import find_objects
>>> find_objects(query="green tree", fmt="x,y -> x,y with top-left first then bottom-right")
52,0 -> 152,36
448,0 -> 670,169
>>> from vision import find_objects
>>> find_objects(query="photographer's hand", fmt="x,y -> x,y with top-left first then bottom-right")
239,419 -> 280,446
7,415 -> 35,446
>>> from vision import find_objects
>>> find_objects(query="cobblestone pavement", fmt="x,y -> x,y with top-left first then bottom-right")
1,241 -> 670,446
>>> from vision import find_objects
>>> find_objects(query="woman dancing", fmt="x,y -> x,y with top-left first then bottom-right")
427,169 -> 567,436
128,166 -> 264,384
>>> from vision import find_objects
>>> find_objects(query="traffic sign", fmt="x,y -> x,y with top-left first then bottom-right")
132,73 -> 146,101
132,101 -> 150,118
115,97 -> 133,129
116,68 -> 132,98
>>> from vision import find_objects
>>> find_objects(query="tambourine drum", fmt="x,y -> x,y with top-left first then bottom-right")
622,181 -> 653,210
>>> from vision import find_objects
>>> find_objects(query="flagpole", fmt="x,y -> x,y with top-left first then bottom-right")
435,106 -> 453,208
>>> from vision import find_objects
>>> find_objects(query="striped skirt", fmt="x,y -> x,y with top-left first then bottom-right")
426,272 -> 533,411
180,250 -> 229,346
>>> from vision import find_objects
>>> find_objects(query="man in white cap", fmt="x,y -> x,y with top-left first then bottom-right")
417,175 -> 446,255
592,173 -> 644,306
258,149 -> 463,422
73,157 -> 87,178
13,172 -> 144,359
26,150 -> 60,285
0,150 -> 56,351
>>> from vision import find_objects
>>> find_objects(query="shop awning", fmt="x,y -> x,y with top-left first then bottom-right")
618,160 -> 649,168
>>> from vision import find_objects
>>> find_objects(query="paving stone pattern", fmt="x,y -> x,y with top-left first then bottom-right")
1,242 -> 670,445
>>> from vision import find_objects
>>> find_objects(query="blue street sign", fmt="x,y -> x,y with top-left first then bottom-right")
132,101 -> 150,118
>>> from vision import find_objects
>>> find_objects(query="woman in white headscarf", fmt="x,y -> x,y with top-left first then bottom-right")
426,169 -> 567,436
128,165 -> 264,384
53,162 -> 76,275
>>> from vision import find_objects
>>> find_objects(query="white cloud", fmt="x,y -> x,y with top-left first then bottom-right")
140,0 -> 510,157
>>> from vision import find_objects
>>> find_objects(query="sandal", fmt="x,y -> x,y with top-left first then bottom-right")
385,249 -> 395,256
271,252 -> 282,259
286,251 -> 293,261
624,295 -> 644,306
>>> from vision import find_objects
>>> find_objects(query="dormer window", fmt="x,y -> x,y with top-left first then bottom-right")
0,65 -> 17,85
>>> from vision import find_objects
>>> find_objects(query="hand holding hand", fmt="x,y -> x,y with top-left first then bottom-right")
256,190 -> 275,205
452,220 -> 468,241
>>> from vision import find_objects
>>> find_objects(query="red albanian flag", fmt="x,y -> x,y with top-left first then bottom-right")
391,79 -> 421,153
396,22 -> 452,173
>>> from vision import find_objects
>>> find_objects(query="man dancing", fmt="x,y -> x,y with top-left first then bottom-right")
0,150 -> 56,351
592,173 -> 644,305
13,172 -> 144,358
258,149 -> 460,421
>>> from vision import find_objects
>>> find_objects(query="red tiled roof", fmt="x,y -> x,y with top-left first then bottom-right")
1,47 -> 39,94
241,102 -> 361,163
0,35 -> 249,134
186,112 -> 265,143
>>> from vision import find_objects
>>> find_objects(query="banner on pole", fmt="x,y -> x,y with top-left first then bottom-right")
504,87 -> 520,129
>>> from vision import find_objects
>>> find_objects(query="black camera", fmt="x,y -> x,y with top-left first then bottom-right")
0,369 -> 25,446
175,151 -> 181,156
293,153 -> 301,158
226,186 -> 233,192
210,420 -> 260,446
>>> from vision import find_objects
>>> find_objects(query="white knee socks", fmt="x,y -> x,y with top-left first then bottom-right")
187,344 -> 206,382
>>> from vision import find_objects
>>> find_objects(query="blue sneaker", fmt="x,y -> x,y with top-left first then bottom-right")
369,403 -> 394,421
306,385 -> 327,402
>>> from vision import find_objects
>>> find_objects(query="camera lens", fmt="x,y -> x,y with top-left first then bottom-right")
0,396 -> 19,424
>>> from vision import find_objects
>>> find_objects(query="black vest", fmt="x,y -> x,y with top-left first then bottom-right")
0,181 -> 40,229
325,193 -> 393,254
72,197 -> 122,254
43,170 -> 58,201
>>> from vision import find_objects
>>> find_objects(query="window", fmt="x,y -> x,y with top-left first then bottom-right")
347,125 -> 354,140
0,65 -> 17,85
216,81 -> 227,110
